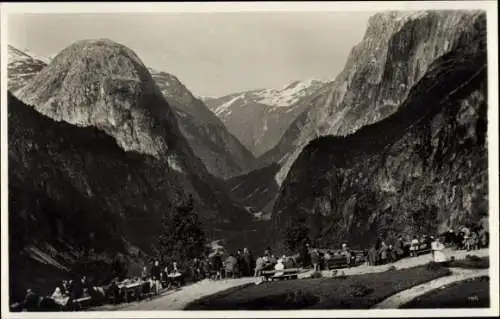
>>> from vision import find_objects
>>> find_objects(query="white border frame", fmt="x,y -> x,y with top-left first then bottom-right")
1,1 -> 498,318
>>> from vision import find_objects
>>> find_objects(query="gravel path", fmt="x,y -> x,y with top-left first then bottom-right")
310,248 -> 489,278
114,277 -> 256,310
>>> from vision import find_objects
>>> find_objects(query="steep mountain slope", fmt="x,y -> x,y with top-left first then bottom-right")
272,12 -> 487,249
8,45 -> 255,179
260,10 -> 486,185
9,39 -> 262,299
203,79 -> 325,157
224,163 -> 280,219
11,38 -> 254,250
149,68 -> 256,179
9,92 -> 176,300
7,45 -> 47,93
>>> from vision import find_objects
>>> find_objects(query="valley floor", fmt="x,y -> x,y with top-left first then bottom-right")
92,248 -> 489,311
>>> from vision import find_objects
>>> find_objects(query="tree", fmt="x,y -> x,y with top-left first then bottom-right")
283,213 -> 310,254
310,211 -> 324,247
157,195 -> 206,266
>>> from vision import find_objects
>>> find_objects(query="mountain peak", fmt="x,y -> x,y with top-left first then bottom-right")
204,78 -> 326,156
7,45 -> 48,93
15,39 -> 182,161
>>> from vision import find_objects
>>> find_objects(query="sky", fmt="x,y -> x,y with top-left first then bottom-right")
8,12 -> 375,97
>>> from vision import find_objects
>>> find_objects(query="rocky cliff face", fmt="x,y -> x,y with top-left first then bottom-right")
203,79 -> 325,157
150,68 -> 256,179
11,38 -> 254,255
260,11 -> 486,185
272,12 -> 487,248
7,45 -> 48,93
9,44 -> 254,180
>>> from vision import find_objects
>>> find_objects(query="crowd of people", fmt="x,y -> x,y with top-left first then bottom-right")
12,222 -> 489,312
16,275 -> 103,312
12,258 -> 189,312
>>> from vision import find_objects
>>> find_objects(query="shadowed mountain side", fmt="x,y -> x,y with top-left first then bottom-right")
13,39 -> 253,226
9,92 -> 261,299
272,13 -> 487,249
224,163 -> 280,217
150,70 -> 256,179
8,92 -> 176,299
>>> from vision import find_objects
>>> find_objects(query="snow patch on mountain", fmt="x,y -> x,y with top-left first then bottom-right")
256,79 -> 324,107
215,95 -> 241,117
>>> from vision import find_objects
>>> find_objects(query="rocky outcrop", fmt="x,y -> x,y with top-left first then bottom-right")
7,45 -> 47,93
259,11 -> 486,185
203,79 -> 325,157
150,69 -> 256,179
272,12 -> 487,248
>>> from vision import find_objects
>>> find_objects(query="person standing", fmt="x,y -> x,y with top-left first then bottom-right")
410,236 -> 420,257
236,250 -> 244,278
310,248 -> 320,272
242,248 -> 253,277
379,242 -> 388,265
388,244 -> 396,263
141,266 -> 148,281
462,226 -> 471,251
341,243 -> 352,267
150,260 -> 161,295
429,236 -> 436,260
300,242 -> 311,269
470,231 -> 479,250
224,254 -> 238,279
212,252 -> 223,280
479,227 -> 489,248
368,245 -> 377,266
433,237 -> 448,264
394,237 -> 405,260
192,257 -> 200,282
431,236 -> 438,261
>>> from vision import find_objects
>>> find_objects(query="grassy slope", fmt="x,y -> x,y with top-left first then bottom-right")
185,263 -> 451,310
401,276 -> 490,308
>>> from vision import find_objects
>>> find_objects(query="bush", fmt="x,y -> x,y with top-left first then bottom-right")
334,270 -> 347,280
448,256 -> 489,269
387,265 -> 397,271
284,290 -> 319,308
310,271 -> 323,279
349,284 -> 373,297
426,261 -> 445,271
466,254 -> 481,262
